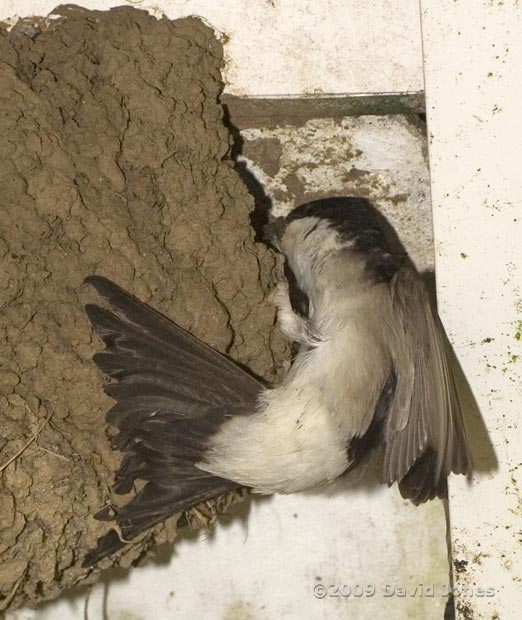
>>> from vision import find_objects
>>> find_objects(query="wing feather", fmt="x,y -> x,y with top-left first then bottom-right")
383,269 -> 470,498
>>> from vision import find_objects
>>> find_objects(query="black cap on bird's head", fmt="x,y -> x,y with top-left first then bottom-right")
266,196 -> 407,285
265,197 -> 398,248
285,196 -> 396,255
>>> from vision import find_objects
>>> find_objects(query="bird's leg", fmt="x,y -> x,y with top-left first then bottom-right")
269,260 -> 319,347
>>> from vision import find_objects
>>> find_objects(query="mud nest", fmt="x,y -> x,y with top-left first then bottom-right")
0,5 -> 288,610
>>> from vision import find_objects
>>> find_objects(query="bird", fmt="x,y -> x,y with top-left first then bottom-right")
82,196 -> 470,566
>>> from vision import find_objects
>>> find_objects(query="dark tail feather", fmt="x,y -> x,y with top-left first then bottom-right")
83,276 -> 262,566
83,478 -> 238,566
397,448 -> 448,505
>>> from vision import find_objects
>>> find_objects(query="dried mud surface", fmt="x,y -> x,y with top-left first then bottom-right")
0,5 -> 288,610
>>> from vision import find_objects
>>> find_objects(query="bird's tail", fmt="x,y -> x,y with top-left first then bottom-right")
83,276 -> 262,566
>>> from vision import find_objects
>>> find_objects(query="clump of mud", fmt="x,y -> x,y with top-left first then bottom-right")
0,5 -> 288,610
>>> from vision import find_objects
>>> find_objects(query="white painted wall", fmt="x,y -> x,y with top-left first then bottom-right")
0,0 -> 423,96
10,487 -> 450,620
420,2 -> 522,619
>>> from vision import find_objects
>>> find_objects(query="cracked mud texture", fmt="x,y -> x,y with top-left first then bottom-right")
0,5 -> 288,610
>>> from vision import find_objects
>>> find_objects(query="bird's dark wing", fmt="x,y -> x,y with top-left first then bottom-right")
83,276 -> 263,565
382,269 -> 470,504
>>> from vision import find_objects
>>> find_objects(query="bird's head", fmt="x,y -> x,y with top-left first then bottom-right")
265,197 -> 403,298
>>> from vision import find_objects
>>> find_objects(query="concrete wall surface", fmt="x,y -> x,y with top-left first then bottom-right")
421,2 -> 522,619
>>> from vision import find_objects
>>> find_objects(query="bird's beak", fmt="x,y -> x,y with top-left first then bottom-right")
263,216 -> 286,249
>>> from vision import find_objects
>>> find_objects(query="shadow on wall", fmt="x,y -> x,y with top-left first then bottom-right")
223,104 -> 273,242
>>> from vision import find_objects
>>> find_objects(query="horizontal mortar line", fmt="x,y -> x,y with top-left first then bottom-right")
224,90 -> 424,101
222,91 -> 426,128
